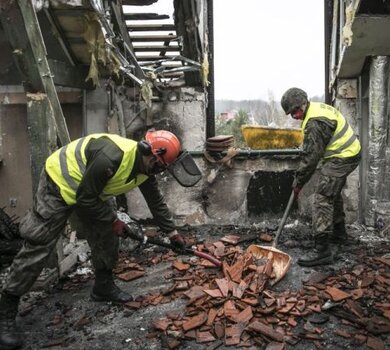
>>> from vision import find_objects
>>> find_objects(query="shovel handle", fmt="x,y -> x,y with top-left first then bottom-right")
273,191 -> 295,247
191,250 -> 222,267
124,225 -> 222,268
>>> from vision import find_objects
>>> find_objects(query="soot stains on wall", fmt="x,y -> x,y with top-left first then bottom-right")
247,170 -> 296,215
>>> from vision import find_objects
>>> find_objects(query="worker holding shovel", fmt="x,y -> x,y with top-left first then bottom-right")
281,88 -> 361,267
0,130 -> 201,350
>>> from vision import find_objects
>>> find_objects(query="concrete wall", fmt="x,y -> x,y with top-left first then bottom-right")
0,86 -> 83,219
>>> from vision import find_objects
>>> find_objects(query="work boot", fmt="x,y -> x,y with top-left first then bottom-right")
329,222 -> 348,244
0,292 -> 23,350
90,269 -> 133,303
297,233 -> 332,267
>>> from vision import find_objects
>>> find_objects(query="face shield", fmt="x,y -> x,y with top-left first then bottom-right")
166,151 -> 202,187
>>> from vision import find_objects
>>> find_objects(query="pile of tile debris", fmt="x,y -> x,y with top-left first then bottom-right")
114,233 -> 390,350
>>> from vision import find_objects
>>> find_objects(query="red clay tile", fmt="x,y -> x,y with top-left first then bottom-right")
367,336 -> 385,350
215,278 -> 229,297
182,312 -> 208,332
233,280 -> 247,299
247,321 -> 284,342
203,289 -> 223,298
225,324 -> 244,346
220,235 -> 241,245
172,260 -> 191,271
196,330 -> 216,343
325,286 -> 351,301
117,270 -> 145,281
206,308 -> 218,326
214,322 -> 224,338
152,318 -> 171,331
234,306 -> 253,324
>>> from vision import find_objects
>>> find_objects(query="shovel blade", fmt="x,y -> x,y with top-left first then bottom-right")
247,245 -> 291,285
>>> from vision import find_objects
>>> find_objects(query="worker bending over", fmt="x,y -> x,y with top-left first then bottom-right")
0,130 -> 201,350
281,88 -> 361,267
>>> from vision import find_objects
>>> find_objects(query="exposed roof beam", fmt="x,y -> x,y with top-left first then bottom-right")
127,24 -> 176,31
130,34 -> 178,42
123,13 -> 169,20
133,45 -> 179,52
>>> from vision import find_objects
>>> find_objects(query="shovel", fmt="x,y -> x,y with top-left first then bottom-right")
247,191 -> 294,285
123,225 -> 222,268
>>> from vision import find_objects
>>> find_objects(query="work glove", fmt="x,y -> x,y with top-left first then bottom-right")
292,178 -> 301,197
168,230 -> 186,250
112,218 -> 127,237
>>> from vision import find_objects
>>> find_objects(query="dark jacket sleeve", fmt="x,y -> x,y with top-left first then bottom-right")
139,176 -> 176,233
75,139 -> 122,223
295,118 -> 336,187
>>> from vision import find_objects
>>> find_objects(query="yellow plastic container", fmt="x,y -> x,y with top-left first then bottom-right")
241,125 -> 303,149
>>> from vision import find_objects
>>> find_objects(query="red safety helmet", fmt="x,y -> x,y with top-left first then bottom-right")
145,130 -> 181,165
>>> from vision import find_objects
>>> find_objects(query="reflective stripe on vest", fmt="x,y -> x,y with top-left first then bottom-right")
301,102 -> 361,159
45,133 -> 148,205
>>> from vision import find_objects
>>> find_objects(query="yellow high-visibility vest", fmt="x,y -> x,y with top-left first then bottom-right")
45,133 -> 148,205
301,102 -> 361,159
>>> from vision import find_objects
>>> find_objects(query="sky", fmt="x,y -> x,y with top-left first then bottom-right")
214,0 -> 325,101
125,0 -> 325,102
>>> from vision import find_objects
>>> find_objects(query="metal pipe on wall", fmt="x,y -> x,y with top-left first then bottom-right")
206,0 -> 215,139
366,56 -> 389,226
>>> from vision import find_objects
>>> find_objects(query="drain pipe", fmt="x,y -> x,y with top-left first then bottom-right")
324,0 -> 332,104
206,0 -> 215,139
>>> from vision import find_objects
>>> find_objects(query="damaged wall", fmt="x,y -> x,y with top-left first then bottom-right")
0,86 -> 83,218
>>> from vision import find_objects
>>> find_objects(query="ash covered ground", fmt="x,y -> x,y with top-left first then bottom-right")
1,219 -> 389,350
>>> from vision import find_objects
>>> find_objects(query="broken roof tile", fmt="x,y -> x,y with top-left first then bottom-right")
203,289 -> 223,298
233,306 -> 253,324
220,234 -> 241,245
182,312 -> 208,332
259,233 -> 273,242
215,278 -> 229,297
366,336 -> 385,350
225,324 -> 245,346
265,341 -> 286,350
247,321 -> 284,342
152,318 -> 171,332
324,286 -> 351,301
232,280 -> 247,299
172,260 -> 191,271
206,308 -> 218,326
196,330 -> 216,343
117,270 -> 145,281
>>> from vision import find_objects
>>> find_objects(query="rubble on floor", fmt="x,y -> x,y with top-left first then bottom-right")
115,231 -> 390,349
1,223 -> 389,349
